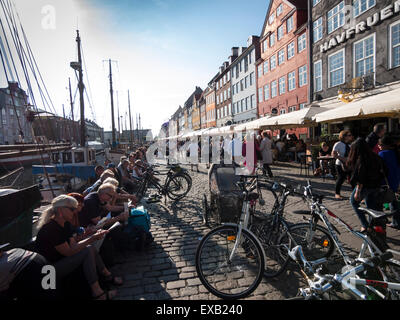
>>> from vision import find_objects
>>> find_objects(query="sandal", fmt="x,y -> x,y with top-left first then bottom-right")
103,274 -> 124,286
93,290 -> 117,300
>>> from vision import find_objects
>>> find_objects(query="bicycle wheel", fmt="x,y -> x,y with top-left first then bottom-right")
251,215 -> 291,278
195,225 -> 265,300
202,194 -> 210,226
379,259 -> 400,300
280,223 -> 335,262
166,174 -> 191,200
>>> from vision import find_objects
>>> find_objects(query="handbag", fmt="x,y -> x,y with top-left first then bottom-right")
378,167 -> 396,204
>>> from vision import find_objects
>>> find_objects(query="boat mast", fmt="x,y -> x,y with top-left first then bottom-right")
76,30 -> 85,147
128,90 -> 133,148
108,59 -> 116,148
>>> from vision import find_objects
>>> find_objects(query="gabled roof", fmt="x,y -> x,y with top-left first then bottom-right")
184,87 -> 203,109
260,0 -> 304,38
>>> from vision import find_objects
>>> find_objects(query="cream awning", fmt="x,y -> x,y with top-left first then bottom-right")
314,87 -> 400,123
255,106 -> 326,129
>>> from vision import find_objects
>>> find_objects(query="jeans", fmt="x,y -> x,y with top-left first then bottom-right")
389,193 -> 400,227
350,187 -> 380,229
335,165 -> 348,195
262,164 -> 273,178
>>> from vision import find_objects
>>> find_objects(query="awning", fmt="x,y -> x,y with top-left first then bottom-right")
255,106 -> 327,129
207,125 -> 234,136
314,87 -> 400,123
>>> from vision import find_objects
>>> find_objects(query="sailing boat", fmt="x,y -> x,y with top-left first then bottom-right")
31,30 -> 98,202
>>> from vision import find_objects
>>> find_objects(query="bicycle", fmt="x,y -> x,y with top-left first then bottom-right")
195,177 -> 266,299
287,245 -> 400,300
284,180 -> 400,291
249,179 -> 334,278
135,165 -> 191,202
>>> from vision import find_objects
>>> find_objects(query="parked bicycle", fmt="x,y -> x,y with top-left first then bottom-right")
135,164 -> 191,202
287,245 -> 400,300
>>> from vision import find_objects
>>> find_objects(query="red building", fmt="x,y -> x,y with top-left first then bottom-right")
256,0 -> 309,139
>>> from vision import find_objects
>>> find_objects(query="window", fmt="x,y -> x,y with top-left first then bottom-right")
279,77 -> 286,95
299,65 -> 308,87
241,99 -> 244,112
391,22 -> 400,69
353,0 -> 375,17
232,85 -> 235,96
313,0 -> 321,6
278,25 -> 284,41
1,108 -> 6,125
287,42 -> 295,59
288,71 -> 296,91
287,16 -> 294,33
278,49 -> 285,65
250,72 -> 254,86
271,80 -> 277,98
327,1 -> 345,34
228,103 -> 232,115
262,40 -> 268,53
354,34 -> 375,78
269,12 -> 275,25
228,87 -> 231,98
270,32 -> 276,47
258,64 -> 263,78
251,95 -> 256,108
277,4 -> 283,16
246,97 -> 250,110
263,60 -> 269,74
258,87 -> 263,103
224,90 -> 227,101
298,33 -> 306,52
245,76 -> 248,89
240,79 -> 244,91
328,49 -> 345,87
249,51 -> 252,64
216,82 -> 219,90
314,60 -> 323,92
289,106 -> 297,112
299,103 -> 306,109
264,84 -> 270,101
313,17 -> 323,43
280,109 -> 286,115
270,55 -> 277,70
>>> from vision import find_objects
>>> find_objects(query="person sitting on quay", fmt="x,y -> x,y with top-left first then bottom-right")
36,195 -> 122,300
82,169 -> 115,196
103,177 -> 137,206
117,159 -> 137,194
0,244 -> 51,300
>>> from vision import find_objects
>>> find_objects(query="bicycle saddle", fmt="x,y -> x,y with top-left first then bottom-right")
358,207 -> 395,219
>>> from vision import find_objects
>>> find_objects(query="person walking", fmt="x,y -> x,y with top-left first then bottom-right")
379,135 -> 400,229
347,138 -> 387,232
259,131 -> 273,178
332,130 -> 353,199
366,124 -> 386,154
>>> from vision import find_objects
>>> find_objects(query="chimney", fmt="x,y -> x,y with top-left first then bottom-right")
231,47 -> 239,57
247,35 -> 259,47
8,81 -> 19,92
219,66 -> 224,73
224,61 -> 229,68
239,47 -> 247,56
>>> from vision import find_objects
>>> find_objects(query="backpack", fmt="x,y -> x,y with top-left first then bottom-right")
125,206 -> 153,251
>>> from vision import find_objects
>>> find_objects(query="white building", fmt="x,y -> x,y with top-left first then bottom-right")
231,36 -> 260,124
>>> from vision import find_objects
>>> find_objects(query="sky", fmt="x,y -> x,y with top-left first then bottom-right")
0,0 -> 270,138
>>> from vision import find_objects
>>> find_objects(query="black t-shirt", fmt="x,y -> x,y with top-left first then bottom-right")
78,192 -> 106,227
319,148 -> 330,157
36,220 -> 73,263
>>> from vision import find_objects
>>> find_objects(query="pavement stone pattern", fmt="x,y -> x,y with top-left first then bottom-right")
110,162 -> 400,300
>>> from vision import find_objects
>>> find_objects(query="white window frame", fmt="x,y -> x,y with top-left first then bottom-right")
299,65 -> 308,87
271,80 -> 278,98
389,20 -> 400,69
258,64 -> 263,78
327,1 -> 345,34
314,60 -> 323,93
270,55 -> 277,70
353,0 -> 376,18
258,87 -> 263,103
299,103 -> 306,109
328,48 -> 346,88
270,32 -> 276,47
287,16 -> 294,33
279,76 -> 286,95
278,49 -> 285,65
353,33 -> 375,79
288,71 -> 296,91
278,25 -> 284,41
287,42 -> 295,60
277,3 -> 283,16
298,33 -> 307,52
313,17 -> 323,43
264,84 -> 270,101
289,106 -> 297,112
280,109 -> 286,115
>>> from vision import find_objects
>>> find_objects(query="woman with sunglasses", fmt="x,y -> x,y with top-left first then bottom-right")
332,130 -> 353,199
36,195 -> 122,300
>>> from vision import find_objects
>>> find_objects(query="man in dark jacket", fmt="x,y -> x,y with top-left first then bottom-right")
366,124 -> 386,153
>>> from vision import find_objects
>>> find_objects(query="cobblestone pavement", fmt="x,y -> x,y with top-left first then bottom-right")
111,162 -> 400,300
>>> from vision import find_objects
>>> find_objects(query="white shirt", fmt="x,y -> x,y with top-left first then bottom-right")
332,141 -> 347,166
